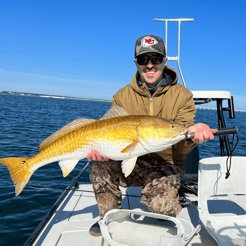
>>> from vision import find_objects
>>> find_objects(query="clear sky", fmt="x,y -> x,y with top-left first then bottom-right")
1,0 -> 246,109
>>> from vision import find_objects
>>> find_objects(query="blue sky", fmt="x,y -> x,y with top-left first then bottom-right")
1,0 -> 246,109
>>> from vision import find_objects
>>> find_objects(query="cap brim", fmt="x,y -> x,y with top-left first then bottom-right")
135,51 -> 165,58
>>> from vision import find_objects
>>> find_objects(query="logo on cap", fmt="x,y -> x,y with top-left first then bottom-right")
141,36 -> 158,47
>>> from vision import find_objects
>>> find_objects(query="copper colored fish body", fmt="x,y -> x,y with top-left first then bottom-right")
0,106 -> 187,196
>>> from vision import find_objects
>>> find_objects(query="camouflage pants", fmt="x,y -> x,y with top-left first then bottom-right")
89,157 -> 184,219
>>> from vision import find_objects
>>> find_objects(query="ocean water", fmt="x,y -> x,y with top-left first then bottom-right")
0,94 -> 245,246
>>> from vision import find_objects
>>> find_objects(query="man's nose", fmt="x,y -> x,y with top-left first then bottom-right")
146,60 -> 154,67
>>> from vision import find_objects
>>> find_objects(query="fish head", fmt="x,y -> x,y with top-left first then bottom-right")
137,117 -> 187,152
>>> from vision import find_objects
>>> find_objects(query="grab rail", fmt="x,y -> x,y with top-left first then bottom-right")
153,18 -> 194,87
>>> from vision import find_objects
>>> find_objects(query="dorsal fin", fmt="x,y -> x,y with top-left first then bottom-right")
39,118 -> 96,150
100,105 -> 130,120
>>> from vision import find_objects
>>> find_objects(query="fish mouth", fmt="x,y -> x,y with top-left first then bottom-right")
171,129 -> 188,139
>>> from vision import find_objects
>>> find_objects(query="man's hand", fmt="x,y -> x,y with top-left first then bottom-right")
188,123 -> 218,144
87,149 -> 109,162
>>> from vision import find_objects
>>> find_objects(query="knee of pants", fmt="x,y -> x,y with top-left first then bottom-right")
89,160 -> 122,184
89,161 -> 99,174
97,192 -> 122,218
89,161 -> 106,184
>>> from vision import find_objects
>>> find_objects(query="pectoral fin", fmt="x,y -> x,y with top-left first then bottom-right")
121,157 -> 137,177
121,141 -> 139,153
59,160 -> 79,177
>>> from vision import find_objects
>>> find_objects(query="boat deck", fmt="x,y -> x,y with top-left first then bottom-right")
32,184 -> 218,246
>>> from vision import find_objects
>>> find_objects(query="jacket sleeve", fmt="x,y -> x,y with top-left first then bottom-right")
157,91 -> 197,162
175,91 -> 197,155
175,91 -> 196,127
112,94 -> 121,107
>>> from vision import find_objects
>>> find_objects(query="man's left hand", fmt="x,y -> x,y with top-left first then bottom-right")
188,123 -> 218,144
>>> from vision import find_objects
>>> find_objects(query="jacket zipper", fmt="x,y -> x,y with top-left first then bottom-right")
149,96 -> 153,115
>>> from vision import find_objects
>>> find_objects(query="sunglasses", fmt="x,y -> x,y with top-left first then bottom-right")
136,55 -> 164,65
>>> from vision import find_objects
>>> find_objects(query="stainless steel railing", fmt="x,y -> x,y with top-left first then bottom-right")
153,18 -> 194,88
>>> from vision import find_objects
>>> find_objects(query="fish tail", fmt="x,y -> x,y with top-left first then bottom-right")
0,157 -> 33,196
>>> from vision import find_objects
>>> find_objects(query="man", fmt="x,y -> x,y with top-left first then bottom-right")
87,34 -> 217,236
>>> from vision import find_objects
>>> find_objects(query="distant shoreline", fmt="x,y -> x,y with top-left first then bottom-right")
0,90 -> 112,103
1,90 -> 245,112
196,106 -> 246,112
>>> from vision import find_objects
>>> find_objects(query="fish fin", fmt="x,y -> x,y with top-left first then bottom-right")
39,118 -> 96,150
100,105 -> 130,120
121,157 -> 137,177
121,141 -> 139,153
0,157 -> 32,196
59,160 -> 79,177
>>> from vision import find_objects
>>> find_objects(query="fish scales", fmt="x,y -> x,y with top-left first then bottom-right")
23,116 -> 139,171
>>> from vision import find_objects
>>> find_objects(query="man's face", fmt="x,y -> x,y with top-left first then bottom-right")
134,52 -> 167,88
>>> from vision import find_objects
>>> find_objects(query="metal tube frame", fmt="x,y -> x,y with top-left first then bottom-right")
216,99 -> 233,156
153,18 -> 194,88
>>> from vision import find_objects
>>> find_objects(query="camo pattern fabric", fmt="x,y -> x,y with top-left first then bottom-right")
134,34 -> 166,57
89,157 -> 183,219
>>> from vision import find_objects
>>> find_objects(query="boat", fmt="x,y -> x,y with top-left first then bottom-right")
23,18 -> 246,246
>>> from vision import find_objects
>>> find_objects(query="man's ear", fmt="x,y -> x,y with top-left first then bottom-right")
164,57 -> 167,65
134,59 -> 138,67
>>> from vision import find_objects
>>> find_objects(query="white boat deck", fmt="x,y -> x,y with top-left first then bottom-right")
32,184 -> 218,246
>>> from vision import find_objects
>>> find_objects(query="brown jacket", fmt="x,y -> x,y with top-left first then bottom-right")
112,66 -> 197,166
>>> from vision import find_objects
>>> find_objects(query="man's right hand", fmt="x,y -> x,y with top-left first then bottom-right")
87,149 -> 109,162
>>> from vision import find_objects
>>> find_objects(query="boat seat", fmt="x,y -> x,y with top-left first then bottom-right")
191,90 -> 231,100
198,156 -> 246,246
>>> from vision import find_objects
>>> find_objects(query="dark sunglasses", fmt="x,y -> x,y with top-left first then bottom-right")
136,55 -> 164,65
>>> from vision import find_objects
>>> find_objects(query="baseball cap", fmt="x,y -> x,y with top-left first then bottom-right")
134,34 -> 166,58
